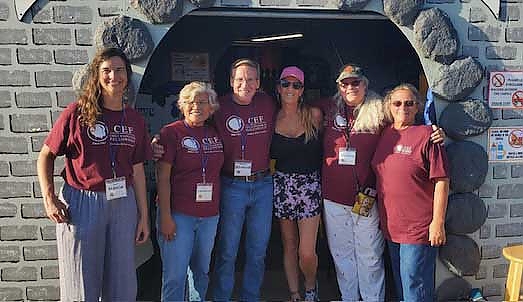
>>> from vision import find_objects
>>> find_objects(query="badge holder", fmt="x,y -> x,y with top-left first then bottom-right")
105,177 -> 127,200
352,187 -> 376,217
234,160 -> 252,176
196,183 -> 213,202
339,147 -> 356,166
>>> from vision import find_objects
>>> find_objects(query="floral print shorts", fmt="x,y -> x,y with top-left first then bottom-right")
273,170 -> 322,221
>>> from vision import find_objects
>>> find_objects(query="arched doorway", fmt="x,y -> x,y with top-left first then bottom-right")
136,8 -> 426,301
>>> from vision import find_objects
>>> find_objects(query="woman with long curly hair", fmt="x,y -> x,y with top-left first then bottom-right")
37,47 -> 151,301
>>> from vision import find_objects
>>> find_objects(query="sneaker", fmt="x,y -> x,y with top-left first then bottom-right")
304,282 -> 319,302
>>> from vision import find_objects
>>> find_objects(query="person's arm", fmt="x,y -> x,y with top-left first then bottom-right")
311,107 -> 323,130
37,145 -> 68,223
156,161 -> 176,241
151,134 -> 165,161
429,177 -> 450,246
132,163 -> 149,244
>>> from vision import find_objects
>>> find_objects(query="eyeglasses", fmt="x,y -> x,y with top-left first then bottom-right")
185,100 -> 209,106
391,100 -> 417,107
339,79 -> 362,88
280,80 -> 303,90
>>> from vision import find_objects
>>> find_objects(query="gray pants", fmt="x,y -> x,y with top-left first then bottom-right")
57,183 -> 138,302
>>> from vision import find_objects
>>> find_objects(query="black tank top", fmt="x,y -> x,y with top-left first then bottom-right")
270,132 -> 322,174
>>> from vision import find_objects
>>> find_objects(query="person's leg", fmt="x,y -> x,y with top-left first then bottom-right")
399,243 -> 437,302
280,219 -> 300,300
57,184 -> 107,302
189,215 -> 219,301
213,178 -> 248,301
298,215 -> 320,301
322,199 -> 359,301
241,176 -> 273,301
157,212 -> 196,302
387,241 -> 403,301
353,202 -> 385,301
102,188 -> 139,301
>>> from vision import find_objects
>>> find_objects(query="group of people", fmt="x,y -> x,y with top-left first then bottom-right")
37,46 -> 449,302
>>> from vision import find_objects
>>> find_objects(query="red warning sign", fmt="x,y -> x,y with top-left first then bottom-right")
489,71 -> 523,109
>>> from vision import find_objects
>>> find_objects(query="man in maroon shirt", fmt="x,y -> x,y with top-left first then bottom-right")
212,59 -> 276,301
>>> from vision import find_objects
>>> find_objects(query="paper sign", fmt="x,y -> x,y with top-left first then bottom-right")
488,127 -> 523,162
488,71 -> 523,109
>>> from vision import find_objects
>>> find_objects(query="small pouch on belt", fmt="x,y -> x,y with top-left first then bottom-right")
352,187 -> 376,217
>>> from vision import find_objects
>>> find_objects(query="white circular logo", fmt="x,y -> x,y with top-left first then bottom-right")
226,115 -> 244,134
87,121 -> 108,143
334,114 -> 347,128
182,136 -> 199,152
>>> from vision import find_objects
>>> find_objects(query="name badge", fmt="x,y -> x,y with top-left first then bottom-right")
339,147 -> 356,165
196,183 -> 213,202
234,160 -> 252,176
105,177 -> 127,200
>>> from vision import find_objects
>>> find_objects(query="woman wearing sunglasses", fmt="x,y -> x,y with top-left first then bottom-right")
270,66 -> 323,302
371,84 -> 449,302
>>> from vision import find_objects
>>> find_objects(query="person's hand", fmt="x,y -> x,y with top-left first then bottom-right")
151,134 -> 165,161
135,215 -> 150,244
430,125 -> 446,144
429,220 -> 446,246
44,195 -> 69,223
160,214 -> 177,241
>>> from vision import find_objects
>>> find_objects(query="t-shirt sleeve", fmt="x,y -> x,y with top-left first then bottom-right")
427,140 -> 449,180
158,125 -> 177,165
43,104 -> 74,156
132,115 -> 152,164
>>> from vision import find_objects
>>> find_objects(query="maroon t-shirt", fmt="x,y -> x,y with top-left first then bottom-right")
214,92 -> 276,175
44,102 -> 152,192
371,125 -> 449,244
320,98 -> 381,206
159,120 -> 224,217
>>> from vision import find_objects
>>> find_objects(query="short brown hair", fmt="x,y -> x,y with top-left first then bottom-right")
230,58 -> 260,80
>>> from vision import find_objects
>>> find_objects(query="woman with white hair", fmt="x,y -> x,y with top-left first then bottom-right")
156,81 -> 224,301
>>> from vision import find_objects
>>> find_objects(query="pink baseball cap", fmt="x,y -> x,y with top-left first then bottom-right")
279,66 -> 304,84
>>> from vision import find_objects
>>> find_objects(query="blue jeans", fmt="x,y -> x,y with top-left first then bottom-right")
213,175 -> 273,301
387,240 -> 437,302
157,211 -> 219,302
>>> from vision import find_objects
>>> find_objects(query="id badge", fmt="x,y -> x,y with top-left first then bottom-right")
105,177 -> 127,200
339,147 -> 356,165
352,192 -> 376,217
234,160 -> 252,176
196,183 -> 213,202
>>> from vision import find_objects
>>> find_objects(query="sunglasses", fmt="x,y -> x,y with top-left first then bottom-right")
280,80 -> 303,90
391,100 -> 417,107
339,79 -> 362,88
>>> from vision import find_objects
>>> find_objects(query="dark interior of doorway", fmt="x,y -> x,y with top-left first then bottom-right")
137,9 -> 424,301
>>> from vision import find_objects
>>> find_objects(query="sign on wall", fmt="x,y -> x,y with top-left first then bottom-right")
171,53 -> 210,82
488,127 -> 523,161
488,71 -> 523,109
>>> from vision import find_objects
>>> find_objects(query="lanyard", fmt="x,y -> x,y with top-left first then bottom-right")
231,98 -> 256,160
342,105 -> 355,147
184,121 -> 209,183
104,105 -> 126,179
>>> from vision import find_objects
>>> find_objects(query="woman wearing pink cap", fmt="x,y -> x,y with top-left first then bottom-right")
270,66 -> 323,301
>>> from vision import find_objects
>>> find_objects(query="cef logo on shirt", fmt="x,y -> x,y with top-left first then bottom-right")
87,121 -> 108,144
394,144 -> 413,155
333,114 -> 347,131
182,136 -> 200,153
226,115 -> 244,134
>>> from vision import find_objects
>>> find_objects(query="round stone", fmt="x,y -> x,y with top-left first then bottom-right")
439,234 -> 480,276
436,277 -> 472,301
446,193 -> 487,235
338,0 -> 371,11
446,141 -> 488,193
189,0 -> 216,8
440,99 -> 493,140
431,57 -> 483,102
94,16 -> 153,62
130,0 -> 182,24
414,8 -> 459,64
383,0 -> 423,26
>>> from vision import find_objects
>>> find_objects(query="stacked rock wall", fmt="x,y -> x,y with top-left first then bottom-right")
0,0 -> 521,300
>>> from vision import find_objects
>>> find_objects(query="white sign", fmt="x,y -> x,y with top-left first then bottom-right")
488,127 -> 523,162
171,53 -> 210,82
488,71 -> 523,109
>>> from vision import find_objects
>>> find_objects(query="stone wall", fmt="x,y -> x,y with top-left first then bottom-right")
0,0 -> 521,300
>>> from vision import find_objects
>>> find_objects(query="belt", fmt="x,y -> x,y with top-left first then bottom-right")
224,169 -> 270,182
